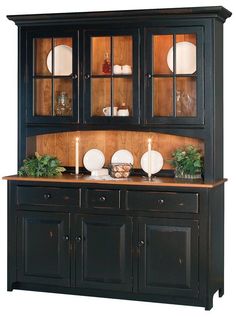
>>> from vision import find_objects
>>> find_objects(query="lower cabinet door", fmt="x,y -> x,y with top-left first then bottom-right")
75,214 -> 133,291
17,211 -> 70,287
138,218 -> 199,297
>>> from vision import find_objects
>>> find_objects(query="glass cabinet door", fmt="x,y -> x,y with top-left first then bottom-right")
145,27 -> 204,125
84,30 -> 139,124
27,31 -> 78,123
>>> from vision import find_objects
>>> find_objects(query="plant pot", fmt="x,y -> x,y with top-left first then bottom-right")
174,170 -> 202,180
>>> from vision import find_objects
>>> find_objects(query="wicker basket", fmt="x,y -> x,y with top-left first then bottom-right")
108,163 -> 132,178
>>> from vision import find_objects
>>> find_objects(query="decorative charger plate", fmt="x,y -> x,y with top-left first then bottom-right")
83,149 -> 105,172
47,44 -> 72,76
140,151 -> 164,175
167,41 -> 196,74
111,149 -> 134,165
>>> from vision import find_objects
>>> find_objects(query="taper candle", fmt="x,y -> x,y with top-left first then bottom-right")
148,138 -> 152,179
75,137 -> 79,175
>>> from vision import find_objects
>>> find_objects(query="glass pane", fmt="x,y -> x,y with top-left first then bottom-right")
91,78 -> 111,116
175,34 -> 197,74
113,36 -> 132,75
153,35 -> 173,74
54,79 -> 73,116
153,78 -> 173,116
91,37 -> 111,75
53,38 -> 73,76
113,78 -> 132,116
34,79 -> 52,116
34,38 -> 52,76
176,77 -> 196,117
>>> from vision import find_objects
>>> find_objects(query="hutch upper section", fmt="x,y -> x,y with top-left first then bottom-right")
7,6 -> 232,181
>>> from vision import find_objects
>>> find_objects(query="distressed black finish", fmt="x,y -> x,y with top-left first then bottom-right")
7,180 -> 225,310
6,6 -> 231,310
6,6 -> 231,182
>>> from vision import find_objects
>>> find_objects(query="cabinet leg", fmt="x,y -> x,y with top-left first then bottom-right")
219,287 -> 224,297
205,297 -> 213,311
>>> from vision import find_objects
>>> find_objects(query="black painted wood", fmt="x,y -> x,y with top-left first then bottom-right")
6,180 -> 226,309
74,214 -> 133,291
126,190 -> 198,213
16,185 -> 80,207
16,210 -> 70,287
5,5 -> 231,310
138,217 -> 199,297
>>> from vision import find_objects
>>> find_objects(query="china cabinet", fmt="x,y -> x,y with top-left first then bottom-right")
4,6 -> 231,310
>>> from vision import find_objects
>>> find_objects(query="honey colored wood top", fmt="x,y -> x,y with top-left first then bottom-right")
2,174 -> 227,189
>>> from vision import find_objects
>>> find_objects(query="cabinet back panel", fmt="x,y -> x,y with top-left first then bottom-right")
34,131 -> 204,169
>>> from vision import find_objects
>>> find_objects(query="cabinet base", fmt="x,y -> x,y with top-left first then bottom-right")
10,282 -> 210,309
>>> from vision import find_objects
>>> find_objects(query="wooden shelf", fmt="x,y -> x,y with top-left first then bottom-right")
2,174 -> 227,189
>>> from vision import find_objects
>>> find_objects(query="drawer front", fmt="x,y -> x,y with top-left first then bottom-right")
17,186 -> 80,207
84,189 -> 120,209
126,191 -> 198,213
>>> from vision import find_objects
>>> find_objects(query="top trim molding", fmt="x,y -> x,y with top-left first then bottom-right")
7,6 -> 232,26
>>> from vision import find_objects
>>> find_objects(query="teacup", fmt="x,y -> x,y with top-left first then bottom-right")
122,64 -> 132,74
113,65 -> 122,74
103,106 -> 118,116
118,109 -> 129,116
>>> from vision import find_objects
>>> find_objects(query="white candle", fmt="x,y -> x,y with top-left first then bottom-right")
148,138 -> 152,179
75,137 -> 79,175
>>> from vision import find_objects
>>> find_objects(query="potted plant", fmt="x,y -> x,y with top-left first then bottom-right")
170,145 -> 203,179
18,152 -> 66,177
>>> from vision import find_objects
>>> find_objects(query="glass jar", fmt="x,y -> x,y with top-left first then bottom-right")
55,92 -> 72,116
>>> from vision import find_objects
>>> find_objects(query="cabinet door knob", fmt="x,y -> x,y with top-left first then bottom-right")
146,73 -> 152,79
43,193 -> 51,200
72,74 -> 78,79
99,196 -> 106,202
138,240 -> 145,247
84,73 -> 90,79
64,235 -> 70,241
75,236 -> 82,242
157,199 -> 164,205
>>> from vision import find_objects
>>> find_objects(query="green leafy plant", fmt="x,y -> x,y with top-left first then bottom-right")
18,152 -> 66,177
170,145 -> 203,178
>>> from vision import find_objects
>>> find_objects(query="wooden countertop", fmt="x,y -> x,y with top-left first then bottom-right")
2,174 -> 227,189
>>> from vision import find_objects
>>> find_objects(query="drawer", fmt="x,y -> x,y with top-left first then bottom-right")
126,191 -> 198,213
84,189 -> 120,209
17,186 -> 80,207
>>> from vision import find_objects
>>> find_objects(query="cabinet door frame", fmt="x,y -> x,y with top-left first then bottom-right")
138,217 -> 199,297
16,210 -> 71,287
144,26 -> 204,126
26,28 -> 79,124
74,214 -> 133,291
83,28 -> 140,125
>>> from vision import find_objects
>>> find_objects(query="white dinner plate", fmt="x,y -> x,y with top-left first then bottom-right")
83,149 -> 105,172
140,150 -> 163,175
167,41 -> 196,74
111,149 -> 134,165
47,44 -> 72,76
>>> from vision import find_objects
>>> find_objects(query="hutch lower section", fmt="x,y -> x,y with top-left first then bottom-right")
7,179 -> 224,310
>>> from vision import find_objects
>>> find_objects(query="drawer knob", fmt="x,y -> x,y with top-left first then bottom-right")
44,193 -> 51,200
64,235 -> 70,241
75,236 -> 82,242
157,199 -> 164,205
138,240 -> 145,247
99,196 -> 106,202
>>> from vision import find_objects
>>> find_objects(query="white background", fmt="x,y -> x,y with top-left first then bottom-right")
0,0 -> 235,316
